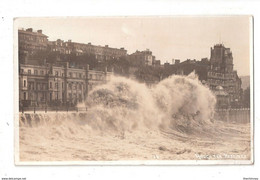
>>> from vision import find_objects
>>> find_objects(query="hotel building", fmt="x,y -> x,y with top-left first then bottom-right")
19,62 -> 112,108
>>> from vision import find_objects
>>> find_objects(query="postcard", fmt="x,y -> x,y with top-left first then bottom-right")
14,16 -> 253,165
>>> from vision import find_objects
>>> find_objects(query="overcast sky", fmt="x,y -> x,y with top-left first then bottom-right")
15,16 -> 251,76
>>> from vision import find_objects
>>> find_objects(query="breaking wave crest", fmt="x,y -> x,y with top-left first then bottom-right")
20,73 -> 216,136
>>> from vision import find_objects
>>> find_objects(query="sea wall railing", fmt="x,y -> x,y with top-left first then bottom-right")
20,106 -> 88,113
214,108 -> 250,124
20,106 -> 251,124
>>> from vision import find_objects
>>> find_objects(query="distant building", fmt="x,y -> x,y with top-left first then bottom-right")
19,62 -> 112,109
48,40 -> 127,62
173,59 -> 180,64
207,44 -> 242,107
127,49 -> 154,66
163,58 -> 210,80
153,60 -> 161,66
19,27 -> 127,65
47,39 -> 73,55
18,28 -> 48,63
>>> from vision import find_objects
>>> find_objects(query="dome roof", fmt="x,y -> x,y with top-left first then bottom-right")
214,86 -> 228,96
216,86 -> 224,90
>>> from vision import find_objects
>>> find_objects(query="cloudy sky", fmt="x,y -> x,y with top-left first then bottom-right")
15,16 -> 252,76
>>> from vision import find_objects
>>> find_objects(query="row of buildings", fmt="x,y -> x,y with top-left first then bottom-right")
18,28 -> 244,109
48,40 -> 127,62
19,62 -> 112,108
18,28 -> 160,109
18,28 -> 161,66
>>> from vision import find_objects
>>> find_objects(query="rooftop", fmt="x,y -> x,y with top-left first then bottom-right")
19,28 -> 48,38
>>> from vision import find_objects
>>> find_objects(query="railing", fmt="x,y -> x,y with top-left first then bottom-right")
20,106 -> 88,113
214,108 -> 250,123
20,106 -> 251,124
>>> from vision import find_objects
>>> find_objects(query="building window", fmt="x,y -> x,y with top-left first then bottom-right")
79,94 -> 82,102
79,73 -> 82,78
89,84 -> 93,91
55,83 -> 58,89
23,92 -> 26,100
89,74 -> 92,79
55,71 -> 59,76
62,82 -> 64,89
50,82 -> 52,89
41,70 -> 44,75
34,70 -> 38,75
20,68 -> 24,74
23,80 -> 26,87
69,72 -> 72,77
28,70 -> 31,75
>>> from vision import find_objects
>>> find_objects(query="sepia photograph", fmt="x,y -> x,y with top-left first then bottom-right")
14,16 -> 253,164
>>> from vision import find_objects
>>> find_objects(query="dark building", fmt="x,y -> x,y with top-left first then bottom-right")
47,39 -> 73,55
162,58 -> 210,81
210,44 -> 233,73
207,44 -> 242,107
18,28 -> 48,63
153,60 -> 161,66
127,49 -> 154,66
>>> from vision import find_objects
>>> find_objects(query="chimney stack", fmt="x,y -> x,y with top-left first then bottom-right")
175,59 -> 180,64
37,30 -> 42,34
26,28 -> 33,32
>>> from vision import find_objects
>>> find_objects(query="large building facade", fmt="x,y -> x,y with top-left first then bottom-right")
18,28 -> 49,64
127,49 -> 155,66
18,28 -> 48,54
19,62 -> 112,108
207,44 -> 242,107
